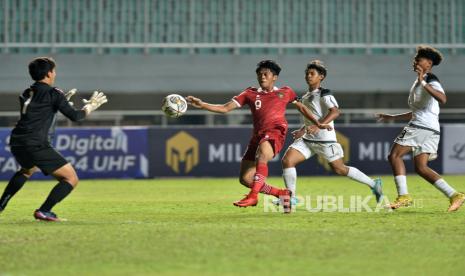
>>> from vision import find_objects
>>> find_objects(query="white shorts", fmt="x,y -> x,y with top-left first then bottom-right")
394,125 -> 440,161
289,138 -> 344,162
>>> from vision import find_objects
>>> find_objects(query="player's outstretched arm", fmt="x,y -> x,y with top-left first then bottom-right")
293,101 -> 332,130
375,112 -> 413,122
57,88 -> 103,121
186,96 -> 237,114
83,91 -> 108,116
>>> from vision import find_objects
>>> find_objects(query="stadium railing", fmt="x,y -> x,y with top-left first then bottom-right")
1,109 -> 464,127
1,0 -> 464,54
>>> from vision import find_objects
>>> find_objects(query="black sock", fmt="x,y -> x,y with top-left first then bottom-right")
0,172 -> 28,210
39,181 -> 74,212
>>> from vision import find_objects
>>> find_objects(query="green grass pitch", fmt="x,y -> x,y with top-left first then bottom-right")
1,175 -> 465,275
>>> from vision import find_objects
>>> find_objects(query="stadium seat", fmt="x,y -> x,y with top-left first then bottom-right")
0,0 -> 463,54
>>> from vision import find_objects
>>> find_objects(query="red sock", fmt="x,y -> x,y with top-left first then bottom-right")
250,162 -> 268,195
260,183 -> 281,197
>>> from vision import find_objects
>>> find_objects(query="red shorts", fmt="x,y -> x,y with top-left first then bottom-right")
242,126 -> 287,161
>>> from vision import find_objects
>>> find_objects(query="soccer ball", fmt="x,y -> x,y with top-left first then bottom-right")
161,94 -> 188,118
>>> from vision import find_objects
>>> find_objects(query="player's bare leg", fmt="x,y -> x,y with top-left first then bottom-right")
34,163 -> 79,222
0,167 -> 36,213
388,143 -> 413,209
414,153 -> 464,212
413,153 -> 441,183
388,143 -> 411,176
239,160 -> 256,188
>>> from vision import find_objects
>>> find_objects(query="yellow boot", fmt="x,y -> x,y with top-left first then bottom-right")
388,194 -> 413,209
447,192 -> 465,212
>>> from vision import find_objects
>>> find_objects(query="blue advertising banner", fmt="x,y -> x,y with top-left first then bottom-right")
149,127 -> 260,177
336,126 -> 442,175
149,126 -> 442,177
0,127 -> 149,180
0,125 -> 444,180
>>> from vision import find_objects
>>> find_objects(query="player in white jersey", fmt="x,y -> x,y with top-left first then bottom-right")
279,60 -> 383,206
377,45 -> 464,212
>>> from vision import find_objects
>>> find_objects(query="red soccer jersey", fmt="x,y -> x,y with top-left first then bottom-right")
232,86 -> 297,134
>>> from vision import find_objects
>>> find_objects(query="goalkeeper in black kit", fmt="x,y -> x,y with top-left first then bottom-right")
0,57 -> 108,221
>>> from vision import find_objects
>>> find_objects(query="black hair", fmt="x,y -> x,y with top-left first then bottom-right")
305,60 -> 327,78
28,57 -> 56,81
415,45 -> 443,66
255,60 -> 281,76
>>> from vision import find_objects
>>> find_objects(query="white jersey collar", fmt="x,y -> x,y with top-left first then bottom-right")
306,87 -> 321,94
257,86 -> 278,93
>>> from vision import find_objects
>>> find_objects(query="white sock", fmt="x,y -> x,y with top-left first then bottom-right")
394,175 -> 408,195
347,166 -> 375,188
282,167 -> 297,196
433,179 -> 456,198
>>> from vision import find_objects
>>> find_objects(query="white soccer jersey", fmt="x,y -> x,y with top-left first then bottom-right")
301,88 -> 338,142
408,73 -> 444,132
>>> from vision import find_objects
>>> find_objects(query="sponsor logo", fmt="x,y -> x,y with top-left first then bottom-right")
55,127 -> 127,156
166,131 -> 199,173
450,143 -> 465,161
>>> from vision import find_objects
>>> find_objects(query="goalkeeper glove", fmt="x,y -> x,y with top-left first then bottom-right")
64,88 -> 77,106
83,91 -> 108,114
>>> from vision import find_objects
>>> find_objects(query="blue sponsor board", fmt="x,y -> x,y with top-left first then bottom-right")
149,127 -> 254,177
0,127 -> 149,180
0,126 -> 443,179
336,126 -> 442,174
149,126 -> 442,177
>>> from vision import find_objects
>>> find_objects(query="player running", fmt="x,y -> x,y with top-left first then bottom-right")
376,45 -> 465,211
279,60 -> 383,206
0,57 -> 108,221
187,60 -> 330,213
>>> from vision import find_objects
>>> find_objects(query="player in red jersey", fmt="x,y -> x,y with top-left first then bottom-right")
187,60 -> 330,212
